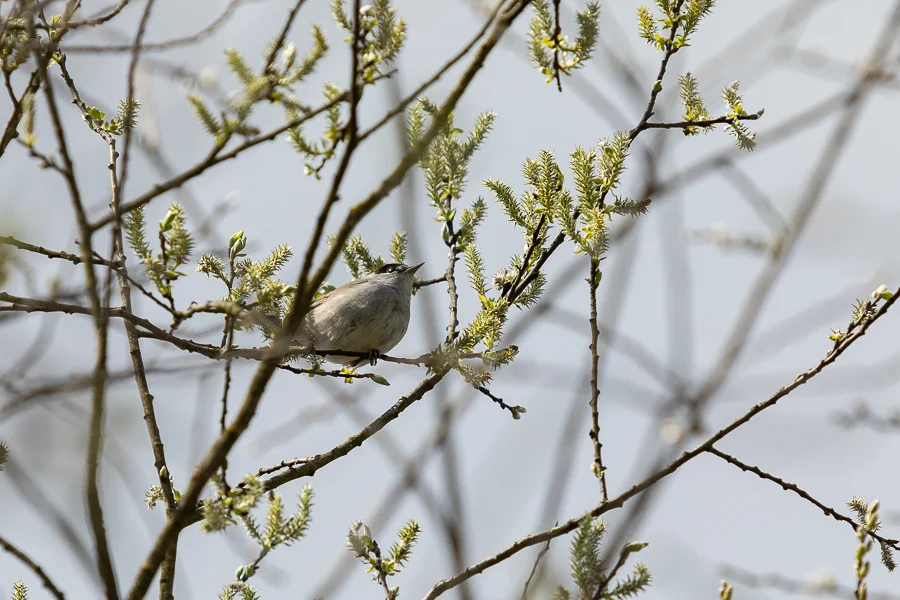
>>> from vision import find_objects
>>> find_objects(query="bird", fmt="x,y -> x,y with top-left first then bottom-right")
294,261 -> 424,367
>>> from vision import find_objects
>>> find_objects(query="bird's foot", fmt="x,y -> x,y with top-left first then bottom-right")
367,349 -> 380,367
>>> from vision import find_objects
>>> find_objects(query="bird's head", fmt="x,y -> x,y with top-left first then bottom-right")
367,262 -> 424,294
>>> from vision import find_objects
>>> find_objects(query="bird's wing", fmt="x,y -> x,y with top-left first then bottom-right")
297,278 -> 372,345
309,277 -> 370,310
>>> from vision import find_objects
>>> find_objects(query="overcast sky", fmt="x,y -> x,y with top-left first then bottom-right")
3,1 -> 900,599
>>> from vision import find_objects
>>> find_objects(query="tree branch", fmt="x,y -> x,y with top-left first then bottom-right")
642,112 -> 762,131
0,235 -> 106,265
419,285 -> 900,599
63,0 -> 244,53
708,447 -> 900,550
587,258 -> 608,501
38,11 -> 121,595
0,534 -> 67,600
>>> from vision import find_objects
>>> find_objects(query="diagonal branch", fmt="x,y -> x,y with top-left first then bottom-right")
685,0 -> 900,423
90,90 -> 359,230
708,447 -> 900,550
63,0 -> 244,53
119,4 -> 530,597
419,285 -> 900,599
0,534 -> 67,600
0,235 -> 107,265
0,71 -> 40,158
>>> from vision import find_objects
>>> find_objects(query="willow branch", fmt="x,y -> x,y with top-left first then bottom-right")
0,235 -> 106,265
38,12 -> 120,596
420,286 -> 900,599
0,534 -> 66,600
708,447 -> 900,550
63,0 -> 243,53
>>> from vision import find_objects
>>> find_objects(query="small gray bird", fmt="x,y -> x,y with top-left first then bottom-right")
295,262 -> 424,367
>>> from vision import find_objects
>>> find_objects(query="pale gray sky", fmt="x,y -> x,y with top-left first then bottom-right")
3,1 -> 900,599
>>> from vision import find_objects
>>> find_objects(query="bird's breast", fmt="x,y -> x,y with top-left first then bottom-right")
301,283 -> 410,354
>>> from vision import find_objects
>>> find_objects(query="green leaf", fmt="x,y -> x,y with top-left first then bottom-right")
160,208 -> 177,232
464,244 -> 487,296
330,0 -> 351,30
225,48 -> 256,86
389,232 -> 407,263
88,106 -> 105,121
636,6 -> 659,46
485,179 -> 526,227
385,519 -> 421,574
597,132 -> 630,193
371,375 -> 391,386
125,205 -> 151,260
606,563 -> 652,599
187,95 -> 221,136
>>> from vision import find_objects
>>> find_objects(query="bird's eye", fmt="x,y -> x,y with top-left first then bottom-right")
376,263 -> 404,274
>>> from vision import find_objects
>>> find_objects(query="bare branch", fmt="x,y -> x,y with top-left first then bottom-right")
420,285 -> 900,599
0,534 -> 67,600
708,447 -> 899,550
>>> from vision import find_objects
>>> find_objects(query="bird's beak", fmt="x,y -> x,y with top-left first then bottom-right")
407,262 -> 425,275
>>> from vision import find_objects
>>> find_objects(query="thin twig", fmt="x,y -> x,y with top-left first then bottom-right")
0,71 -> 40,158
708,447 -> 900,550
255,457 -> 311,477
63,0 -> 244,53
116,0 -> 158,206
57,0 -> 130,29
37,10 -> 121,595
443,207 -> 461,344
370,541 -> 395,600
295,0 -> 363,301
684,1 -> 900,424
719,563 -> 900,600
0,290 -> 513,369
0,534 -> 67,600
162,373 -> 448,547
91,90 -> 361,230
551,0 -> 562,92
474,385 -> 521,418
0,235 -> 106,265
262,0 -> 307,75
258,372 -> 446,490
278,364 -> 391,382
628,0 -> 687,140
355,0 -> 502,145
503,213 -> 546,301
55,41 -> 178,600
587,258 -> 608,502
643,112 -> 762,130
414,275 -> 448,289
592,543 -> 630,600
519,534 -> 553,600
123,5 -> 531,596
419,285 -> 900,599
